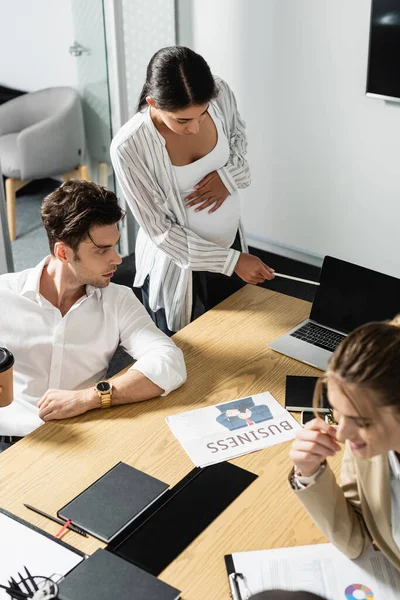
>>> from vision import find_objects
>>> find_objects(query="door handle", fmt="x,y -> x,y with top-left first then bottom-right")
69,41 -> 90,57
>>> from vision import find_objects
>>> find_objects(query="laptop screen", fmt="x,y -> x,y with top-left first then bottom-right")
310,256 -> 400,334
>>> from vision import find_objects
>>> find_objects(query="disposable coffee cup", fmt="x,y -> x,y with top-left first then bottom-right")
0,347 -> 14,407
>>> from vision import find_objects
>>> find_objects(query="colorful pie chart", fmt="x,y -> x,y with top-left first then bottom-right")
344,583 -> 374,600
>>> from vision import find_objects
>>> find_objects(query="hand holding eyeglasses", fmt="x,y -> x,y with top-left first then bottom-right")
289,417 -> 341,478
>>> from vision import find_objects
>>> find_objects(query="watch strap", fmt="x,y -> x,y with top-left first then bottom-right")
95,381 -> 113,409
99,393 -> 112,409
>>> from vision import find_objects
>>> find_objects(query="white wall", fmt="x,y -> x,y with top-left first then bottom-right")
184,0 -> 400,278
0,0 -> 77,91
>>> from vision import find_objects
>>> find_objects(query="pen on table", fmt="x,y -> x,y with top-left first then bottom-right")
274,272 -> 320,286
23,503 -> 88,537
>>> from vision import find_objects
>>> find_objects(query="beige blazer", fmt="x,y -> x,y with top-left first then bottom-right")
290,442 -> 400,571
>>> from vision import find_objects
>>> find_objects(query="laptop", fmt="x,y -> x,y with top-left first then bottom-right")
269,255 -> 400,371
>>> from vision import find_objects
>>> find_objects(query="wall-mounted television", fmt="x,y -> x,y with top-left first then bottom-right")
366,0 -> 400,102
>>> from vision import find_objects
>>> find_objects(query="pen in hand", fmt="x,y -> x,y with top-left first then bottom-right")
23,503 -> 88,537
274,272 -> 320,286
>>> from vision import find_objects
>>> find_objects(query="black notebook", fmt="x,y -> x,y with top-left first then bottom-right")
57,462 -> 169,542
58,549 -> 180,600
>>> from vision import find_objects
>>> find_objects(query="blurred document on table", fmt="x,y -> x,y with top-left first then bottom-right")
226,543 -> 400,600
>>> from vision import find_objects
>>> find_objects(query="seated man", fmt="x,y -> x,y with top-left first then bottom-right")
0,180 -> 187,451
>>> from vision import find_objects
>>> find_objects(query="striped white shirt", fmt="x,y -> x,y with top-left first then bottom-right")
111,77 -> 250,332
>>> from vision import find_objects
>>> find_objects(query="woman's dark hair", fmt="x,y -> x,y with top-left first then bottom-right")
137,46 -> 218,112
41,179 -> 125,255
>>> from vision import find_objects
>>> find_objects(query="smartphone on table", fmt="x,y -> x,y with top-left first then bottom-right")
300,411 -> 316,426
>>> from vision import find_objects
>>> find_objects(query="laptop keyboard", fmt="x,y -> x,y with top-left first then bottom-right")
290,322 -> 346,352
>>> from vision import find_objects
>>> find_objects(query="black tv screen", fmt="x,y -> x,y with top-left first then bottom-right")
366,0 -> 400,101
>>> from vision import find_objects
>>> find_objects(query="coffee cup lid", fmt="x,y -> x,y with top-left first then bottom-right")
0,348 -> 14,372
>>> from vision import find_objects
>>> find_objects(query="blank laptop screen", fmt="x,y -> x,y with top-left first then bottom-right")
310,256 -> 400,334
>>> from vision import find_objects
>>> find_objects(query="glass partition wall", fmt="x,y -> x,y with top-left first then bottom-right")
0,0 -> 177,271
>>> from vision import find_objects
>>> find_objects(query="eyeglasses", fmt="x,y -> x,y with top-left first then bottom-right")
325,408 -> 338,427
1,566 -> 60,599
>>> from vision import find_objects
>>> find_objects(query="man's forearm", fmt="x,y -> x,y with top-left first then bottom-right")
39,370 -> 166,421
86,368 -> 164,411
111,368 -> 164,405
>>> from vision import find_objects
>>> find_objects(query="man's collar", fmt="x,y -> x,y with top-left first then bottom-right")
86,285 -> 102,300
21,256 -> 102,302
21,256 -> 50,298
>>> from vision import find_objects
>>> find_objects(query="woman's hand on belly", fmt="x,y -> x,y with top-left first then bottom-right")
185,171 -> 230,213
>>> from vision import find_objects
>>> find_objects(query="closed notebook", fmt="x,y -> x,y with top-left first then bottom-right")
57,462 -> 169,542
58,549 -> 180,600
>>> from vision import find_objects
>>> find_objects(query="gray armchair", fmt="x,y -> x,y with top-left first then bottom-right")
0,87 -> 88,241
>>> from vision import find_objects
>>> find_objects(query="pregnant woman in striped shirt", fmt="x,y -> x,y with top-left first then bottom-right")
111,46 -> 274,335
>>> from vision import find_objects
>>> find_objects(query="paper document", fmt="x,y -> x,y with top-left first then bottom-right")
0,510 -> 84,598
166,392 -> 300,467
229,543 -> 400,600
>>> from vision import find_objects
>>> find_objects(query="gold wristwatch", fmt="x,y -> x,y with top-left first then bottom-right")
94,380 -> 113,409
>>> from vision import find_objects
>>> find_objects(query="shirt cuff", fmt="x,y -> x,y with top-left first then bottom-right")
290,463 -> 326,490
128,346 -> 186,396
222,248 -> 241,276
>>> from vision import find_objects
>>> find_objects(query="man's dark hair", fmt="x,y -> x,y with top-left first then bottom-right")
41,179 -> 124,255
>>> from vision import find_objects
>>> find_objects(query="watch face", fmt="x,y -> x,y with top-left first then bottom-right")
97,381 -> 111,393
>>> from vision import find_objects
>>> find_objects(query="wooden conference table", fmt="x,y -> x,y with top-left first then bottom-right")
0,285 -> 343,599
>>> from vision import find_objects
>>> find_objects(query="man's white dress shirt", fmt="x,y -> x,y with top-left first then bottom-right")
0,258 -> 187,436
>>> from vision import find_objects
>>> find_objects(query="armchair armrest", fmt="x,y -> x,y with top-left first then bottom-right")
0,95 -> 29,136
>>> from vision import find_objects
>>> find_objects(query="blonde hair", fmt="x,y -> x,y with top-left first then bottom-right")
314,315 -> 400,412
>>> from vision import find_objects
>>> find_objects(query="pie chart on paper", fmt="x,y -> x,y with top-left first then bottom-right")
344,583 -> 374,600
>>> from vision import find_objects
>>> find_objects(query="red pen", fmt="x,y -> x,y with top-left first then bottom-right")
55,519 -> 72,538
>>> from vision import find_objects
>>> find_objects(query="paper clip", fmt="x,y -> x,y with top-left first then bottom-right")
228,572 -> 252,600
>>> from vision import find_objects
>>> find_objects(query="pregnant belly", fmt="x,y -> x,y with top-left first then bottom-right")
185,190 -> 241,248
